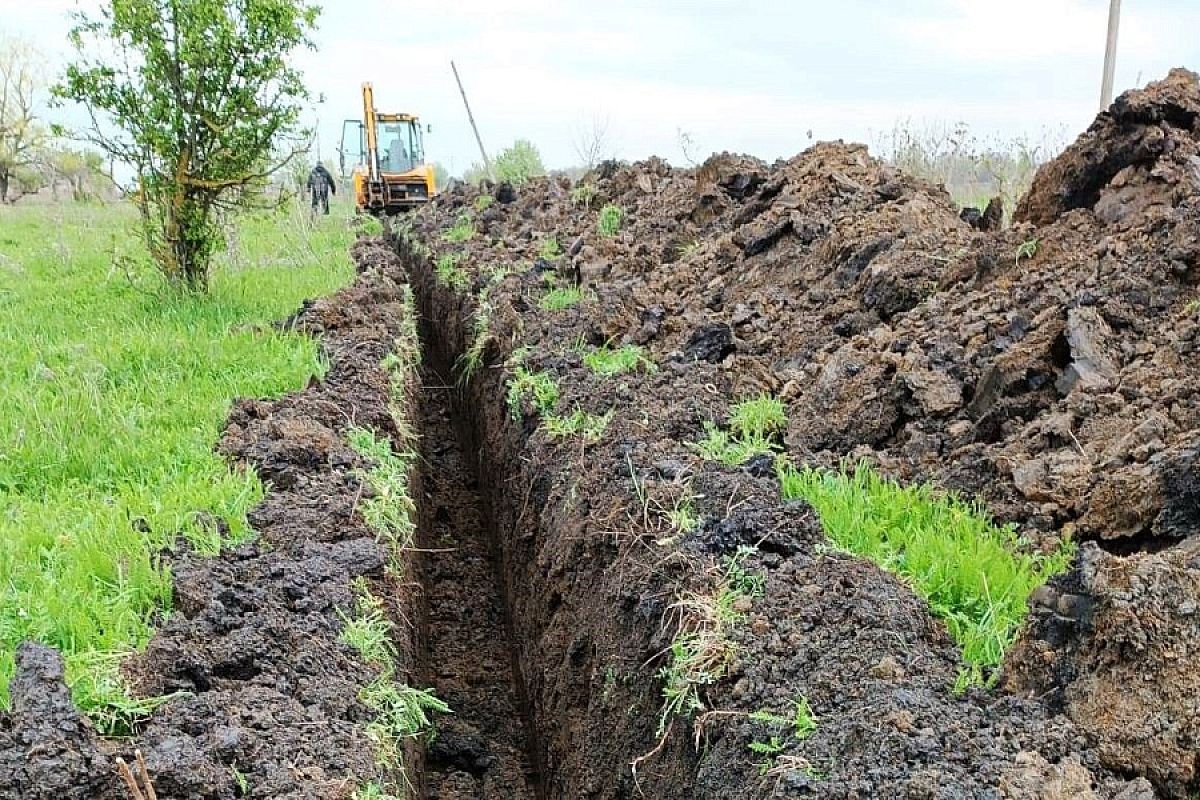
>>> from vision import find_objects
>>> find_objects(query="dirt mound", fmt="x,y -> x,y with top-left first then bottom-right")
1016,67 -> 1200,227
0,239 -> 421,799
0,644 -> 113,800
400,69 -> 1200,797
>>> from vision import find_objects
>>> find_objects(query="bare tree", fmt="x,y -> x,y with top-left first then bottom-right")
0,37 -> 46,202
571,116 -> 612,171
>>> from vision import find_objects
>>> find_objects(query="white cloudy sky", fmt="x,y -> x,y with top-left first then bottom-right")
3,0 -> 1198,175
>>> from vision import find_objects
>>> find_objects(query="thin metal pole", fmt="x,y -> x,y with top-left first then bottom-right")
1100,0 -> 1122,109
451,60 -> 491,178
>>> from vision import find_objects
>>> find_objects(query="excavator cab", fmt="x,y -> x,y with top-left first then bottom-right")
339,83 -> 436,215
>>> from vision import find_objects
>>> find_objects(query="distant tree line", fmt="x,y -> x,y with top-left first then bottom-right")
0,36 -> 113,203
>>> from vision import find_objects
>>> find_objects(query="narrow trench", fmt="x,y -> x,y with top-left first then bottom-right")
413,363 -> 543,800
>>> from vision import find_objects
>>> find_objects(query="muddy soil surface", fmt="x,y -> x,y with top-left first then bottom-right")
0,238 -> 421,799
398,70 -> 1200,797
415,369 -> 542,798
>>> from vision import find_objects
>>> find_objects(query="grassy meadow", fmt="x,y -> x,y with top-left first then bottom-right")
0,199 -> 356,729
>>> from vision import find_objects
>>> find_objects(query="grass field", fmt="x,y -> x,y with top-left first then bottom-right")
0,199 -> 355,729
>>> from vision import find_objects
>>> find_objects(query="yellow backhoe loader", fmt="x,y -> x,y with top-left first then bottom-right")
340,83 -> 436,214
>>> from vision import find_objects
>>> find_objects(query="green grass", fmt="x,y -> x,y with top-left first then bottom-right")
695,393 -> 787,466
658,548 -> 763,736
748,696 -> 818,774
598,203 -> 624,237
540,285 -> 586,311
543,408 -> 613,443
442,213 -> 474,243
537,236 -> 562,261
340,581 -> 449,795
506,365 -> 560,419
435,252 -> 470,291
777,461 -> 1075,670
347,426 -> 417,572
583,344 -> 656,377
474,194 -> 495,212
570,183 -> 597,208
0,200 -> 355,729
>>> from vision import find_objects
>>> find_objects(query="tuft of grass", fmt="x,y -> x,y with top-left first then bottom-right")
353,783 -> 401,800
666,492 -> 700,535
435,252 -> 470,291
777,461 -> 1076,670
341,581 -> 449,795
540,285 -> 586,311
570,182 -> 597,208
598,203 -> 624,237
442,213 -> 474,243
695,393 -> 787,466
537,236 -> 562,261
543,408 -> 613,443
0,201 -> 354,725
657,548 -> 763,736
339,582 -> 395,668
231,764 -> 249,796
1015,237 -> 1039,265
506,365 -> 560,419
474,194 -> 495,212
748,696 -> 818,774
583,343 -> 656,377
347,427 -> 417,572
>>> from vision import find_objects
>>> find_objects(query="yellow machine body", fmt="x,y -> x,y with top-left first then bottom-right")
340,83 -> 436,214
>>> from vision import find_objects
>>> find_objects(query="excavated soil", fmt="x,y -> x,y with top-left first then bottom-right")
394,69 -> 1200,798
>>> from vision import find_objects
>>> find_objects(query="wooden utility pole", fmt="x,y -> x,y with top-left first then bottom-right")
1100,0 -> 1122,109
451,60 -> 491,178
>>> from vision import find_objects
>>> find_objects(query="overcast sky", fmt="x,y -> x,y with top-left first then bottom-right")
3,0 -> 1198,175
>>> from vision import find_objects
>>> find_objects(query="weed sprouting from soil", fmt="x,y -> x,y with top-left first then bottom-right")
67,650 -> 186,736
506,363 -> 561,419
657,548 -> 764,737
352,783 -> 399,800
353,782 -> 400,800
347,427 -> 417,572
341,582 -> 450,795
538,236 -> 563,261
583,343 -> 656,376
456,264 -> 518,384
358,216 -> 385,237
435,252 -> 470,291
443,213 -> 474,243
474,194 -> 495,212
747,696 -> 818,773
777,461 -> 1076,671
696,393 -> 787,466
598,203 -> 624,237
339,580 -> 396,667
543,407 -> 613,443
627,456 -> 703,543
570,182 -> 597,208
1015,237 -> 1040,265
230,764 -> 250,795
540,285 -> 586,310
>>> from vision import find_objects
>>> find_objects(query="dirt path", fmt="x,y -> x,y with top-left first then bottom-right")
415,372 -> 542,800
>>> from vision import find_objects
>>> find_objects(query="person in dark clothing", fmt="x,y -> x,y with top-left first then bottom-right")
307,164 -> 336,215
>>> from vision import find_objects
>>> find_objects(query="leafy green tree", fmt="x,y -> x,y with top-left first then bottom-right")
0,37 -> 48,203
493,139 -> 545,186
57,0 -> 319,289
